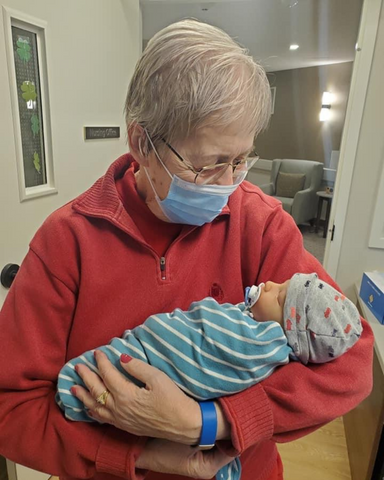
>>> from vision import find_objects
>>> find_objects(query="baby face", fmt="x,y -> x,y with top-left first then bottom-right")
250,280 -> 290,326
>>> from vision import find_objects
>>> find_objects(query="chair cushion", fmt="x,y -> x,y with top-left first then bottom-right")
276,172 -> 306,198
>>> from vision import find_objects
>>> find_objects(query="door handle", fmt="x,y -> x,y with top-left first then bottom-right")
1,264 -> 20,288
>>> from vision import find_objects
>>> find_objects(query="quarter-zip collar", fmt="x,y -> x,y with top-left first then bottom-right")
72,154 -> 231,239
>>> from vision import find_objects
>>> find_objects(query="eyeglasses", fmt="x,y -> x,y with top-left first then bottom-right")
162,139 -> 259,185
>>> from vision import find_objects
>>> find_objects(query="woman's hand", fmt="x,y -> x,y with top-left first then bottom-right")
136,438 -> 235,479
72,351 -> 202,444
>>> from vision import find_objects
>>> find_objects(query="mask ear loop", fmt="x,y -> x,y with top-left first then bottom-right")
144,129 -> 173,179
142,164 -> 172,222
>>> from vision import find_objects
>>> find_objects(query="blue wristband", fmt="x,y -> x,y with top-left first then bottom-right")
198,401 -> 217,449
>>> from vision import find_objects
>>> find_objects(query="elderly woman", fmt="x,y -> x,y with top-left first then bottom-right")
0,19 -> 373,480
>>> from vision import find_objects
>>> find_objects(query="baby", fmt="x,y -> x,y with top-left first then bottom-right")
245,274 -> 361,364
56,273 -> 362,480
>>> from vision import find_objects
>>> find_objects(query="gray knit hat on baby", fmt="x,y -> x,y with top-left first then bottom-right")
284,273 -> 362,364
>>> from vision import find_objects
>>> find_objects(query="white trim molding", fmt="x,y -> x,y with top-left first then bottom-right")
323,0 -> 383,275
369,159 -> 384,249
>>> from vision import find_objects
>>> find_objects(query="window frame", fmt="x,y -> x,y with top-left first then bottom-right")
3,7 -> 56,202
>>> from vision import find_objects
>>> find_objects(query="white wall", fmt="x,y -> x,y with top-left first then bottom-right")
0,0 -> 141,304
335,4 -> 384,298
247,159 -> 271,187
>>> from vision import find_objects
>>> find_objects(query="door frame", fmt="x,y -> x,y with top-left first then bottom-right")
323,0 -> 383,277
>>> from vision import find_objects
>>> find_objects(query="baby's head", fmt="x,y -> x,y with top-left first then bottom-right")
245,280 -> 290,327
245,273 -> 362,364
246,273 -> 353,328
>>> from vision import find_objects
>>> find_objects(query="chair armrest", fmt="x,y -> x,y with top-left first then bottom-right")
258,182 -> 274,196
294,188 -> 312,200
291,188 -> 317,224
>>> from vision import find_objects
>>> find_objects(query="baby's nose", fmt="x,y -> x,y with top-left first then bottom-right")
265,281 -> 278,292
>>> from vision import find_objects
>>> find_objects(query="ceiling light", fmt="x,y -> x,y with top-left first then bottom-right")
290,44 -> 299,51
281,0 -> 299,7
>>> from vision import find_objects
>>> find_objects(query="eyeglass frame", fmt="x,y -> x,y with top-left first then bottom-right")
161,138 -> 259,184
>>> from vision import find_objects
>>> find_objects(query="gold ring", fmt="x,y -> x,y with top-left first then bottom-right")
96,389 -> 110,406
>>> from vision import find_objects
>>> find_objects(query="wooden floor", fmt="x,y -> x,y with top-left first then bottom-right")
49,417 -> 351,480
279,417 -> 351,480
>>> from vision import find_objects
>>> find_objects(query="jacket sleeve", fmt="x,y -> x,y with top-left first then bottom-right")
218,205 -> 374,454
0,247 -> 147,479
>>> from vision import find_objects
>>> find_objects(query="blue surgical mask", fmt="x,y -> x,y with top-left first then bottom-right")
143,135 -> 246,226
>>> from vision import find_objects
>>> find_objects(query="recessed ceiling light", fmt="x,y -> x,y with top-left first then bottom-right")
290,44 -> 299,51
281,0 -> 299,7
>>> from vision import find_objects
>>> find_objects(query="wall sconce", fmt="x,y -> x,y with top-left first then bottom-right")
320,91 -> 332,122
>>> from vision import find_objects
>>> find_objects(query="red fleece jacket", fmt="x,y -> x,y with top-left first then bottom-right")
0,154 -> 373,480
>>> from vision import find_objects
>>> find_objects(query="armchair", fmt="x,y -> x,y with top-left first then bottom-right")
259,159 -> 324,225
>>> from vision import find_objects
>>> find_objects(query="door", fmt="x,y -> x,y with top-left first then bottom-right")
323,0 -> 382,277
0,1 -> 140,478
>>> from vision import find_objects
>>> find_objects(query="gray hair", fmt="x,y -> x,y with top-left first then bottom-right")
125,19 -> 271,152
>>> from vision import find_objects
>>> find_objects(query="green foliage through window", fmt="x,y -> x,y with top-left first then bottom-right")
16,38 -> 31,62
21,81 -> 37,102
33,152 -> 41,174
31,114 -> 39,137
12,26 -> 46,187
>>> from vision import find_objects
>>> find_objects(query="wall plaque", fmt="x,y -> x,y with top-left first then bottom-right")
84,126 -> 120,140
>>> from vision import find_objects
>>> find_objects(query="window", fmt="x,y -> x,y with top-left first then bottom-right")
3,7 -> 56,201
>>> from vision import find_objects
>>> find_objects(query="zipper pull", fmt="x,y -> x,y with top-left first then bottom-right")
160,257 -> 166,280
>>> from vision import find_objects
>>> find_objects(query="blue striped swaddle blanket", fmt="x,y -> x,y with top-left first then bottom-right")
56,297 -> 293,480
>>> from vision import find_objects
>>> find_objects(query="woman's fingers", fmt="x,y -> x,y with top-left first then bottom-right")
71,384 -> 117,425
73,351 -> 201,444
93,350 -> 134,396
119,353 -> 163,389
73,363 -> 109,404
196,448 -> 235,479
72,361 -> 117,420
135,438 -> 234,479
70,384 -> 113,421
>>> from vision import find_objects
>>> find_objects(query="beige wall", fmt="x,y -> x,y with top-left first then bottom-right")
334,8 -> 384,297
256,62 -> 353,165
0,0 -> 141,306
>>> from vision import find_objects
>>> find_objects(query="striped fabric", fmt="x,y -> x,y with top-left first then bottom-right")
56,298 -> 292,480
57,298 -> 291,419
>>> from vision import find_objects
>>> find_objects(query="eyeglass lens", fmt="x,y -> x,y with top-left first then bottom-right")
195,157 -> 258,184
